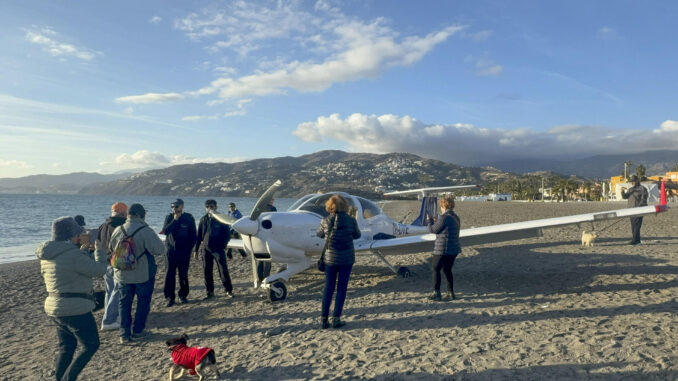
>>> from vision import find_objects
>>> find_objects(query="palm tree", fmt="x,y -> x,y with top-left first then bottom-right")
623,160 -> 633,179
635,164 -> 646,180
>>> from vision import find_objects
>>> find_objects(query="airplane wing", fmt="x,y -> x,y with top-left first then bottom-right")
383,185 -> 480,197
364,204 -> 668,255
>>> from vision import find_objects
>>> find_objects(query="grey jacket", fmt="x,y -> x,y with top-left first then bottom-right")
622,184 -> 648,208
317,212 -> 361,266
36,241 -> 107,317
109,217 -> 166,284
428,210 -> 462,256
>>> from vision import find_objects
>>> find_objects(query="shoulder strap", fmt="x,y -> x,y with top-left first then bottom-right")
128,225 -> 147,238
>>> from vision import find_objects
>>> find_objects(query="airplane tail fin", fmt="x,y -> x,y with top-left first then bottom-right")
412,196 -> 438,226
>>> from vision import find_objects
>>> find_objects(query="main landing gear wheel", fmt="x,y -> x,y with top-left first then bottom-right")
268,281 -> 287,302
397,266 -> 411,278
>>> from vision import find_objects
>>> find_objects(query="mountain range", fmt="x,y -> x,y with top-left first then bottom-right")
2,149 -> 676,196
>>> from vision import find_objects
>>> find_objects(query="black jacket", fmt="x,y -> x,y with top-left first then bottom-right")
428,210 -> 461,256
317,212 -> 361,266
621,184 -> 648,208
195,213 -> 230,253
97,216 -> 126,260
161,213 -> 197,252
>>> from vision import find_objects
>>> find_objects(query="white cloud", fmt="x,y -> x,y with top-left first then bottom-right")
51,163 -> 61,168
100,150 -> 247,168
468,30 -> 493,42
293,113 -> 678,165
114,92 -> 185,104
24,27 -> 100,61
188,24 -> 463,100
224,98 -> 251,117
0,159 -> 33,169
468,57 -> 502,76
149,16 -> 162,24
597,26 -> 617,39
181,114 -> 219,121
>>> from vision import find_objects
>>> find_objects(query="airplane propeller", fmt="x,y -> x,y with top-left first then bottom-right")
210,212 -> 238,225
249,179 -> 282,221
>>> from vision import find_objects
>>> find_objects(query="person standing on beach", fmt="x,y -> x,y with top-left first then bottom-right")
228,202 -> 243,219
94,202 -> 127,331
160,199 -> 197,306
427,195 -> 461,301
195,199 -> 234,300
316,194 -> 361,329
621,175 -> 649,245
37,216 -> 107,381
109,203 -> 165,344
226,202 -> 246,259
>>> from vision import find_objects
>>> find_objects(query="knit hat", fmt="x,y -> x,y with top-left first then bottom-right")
52,216 -> 84,241
111,202 -> 128,216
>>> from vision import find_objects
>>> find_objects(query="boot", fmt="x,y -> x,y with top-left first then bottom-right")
332,317 -> 346,329
428,290 -> 442,301
320,316 -> 330,329
445,291 -> 456,300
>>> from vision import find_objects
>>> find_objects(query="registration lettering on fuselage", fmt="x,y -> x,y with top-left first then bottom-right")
392,223 -> 409,236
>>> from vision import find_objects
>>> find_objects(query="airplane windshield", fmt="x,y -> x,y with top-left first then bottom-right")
297,193 -> 356,217
357,197 -> 382,219
287,194 -> 317,211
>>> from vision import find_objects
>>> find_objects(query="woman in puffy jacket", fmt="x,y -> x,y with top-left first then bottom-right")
36,216 -> 107,381
316,194 -> 361,329
427,195 -> 461,301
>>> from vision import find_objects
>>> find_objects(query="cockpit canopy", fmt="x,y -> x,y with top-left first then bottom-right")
288,192 -> 382,219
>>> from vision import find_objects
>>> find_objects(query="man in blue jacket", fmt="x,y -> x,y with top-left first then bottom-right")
160,199 -> 197,307
195,199 -> 234,299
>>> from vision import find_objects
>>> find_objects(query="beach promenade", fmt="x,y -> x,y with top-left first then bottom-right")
1,201 -> 676,380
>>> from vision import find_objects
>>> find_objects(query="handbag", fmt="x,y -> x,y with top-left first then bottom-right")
317,215 -> 336,272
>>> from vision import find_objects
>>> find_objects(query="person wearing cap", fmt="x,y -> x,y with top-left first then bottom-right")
36,216 -> 108,381
109,203 -> 165,344
160,198 -> 197,306
195,199 -> 234,299
621,175 -> 649,245
94,202 -> 128,331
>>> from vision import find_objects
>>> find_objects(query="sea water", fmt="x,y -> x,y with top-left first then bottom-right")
0,194 -> 295,264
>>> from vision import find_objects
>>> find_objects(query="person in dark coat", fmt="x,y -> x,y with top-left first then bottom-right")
316,194 -> 361,329
427,195 -> 461,301
160,198 -> 197,306
621,175 -> 649,245
195,199 -> 234,299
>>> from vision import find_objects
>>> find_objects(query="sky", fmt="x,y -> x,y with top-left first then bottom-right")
1,0 -> 677,178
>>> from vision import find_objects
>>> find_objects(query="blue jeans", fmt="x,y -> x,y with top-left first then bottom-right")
322,264 -> 353,318
118,256 -> 156,338
52,312 -> 99,381
101,266 -> 120,327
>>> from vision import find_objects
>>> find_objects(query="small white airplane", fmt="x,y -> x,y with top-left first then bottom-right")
213,180 -> 669,301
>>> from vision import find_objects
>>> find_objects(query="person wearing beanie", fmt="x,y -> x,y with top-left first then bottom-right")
160,198 -> 197,307
109,203 -> 165,344
94,202 -> 128,331
36,216 -> 108,381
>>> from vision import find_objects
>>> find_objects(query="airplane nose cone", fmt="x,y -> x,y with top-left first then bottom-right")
233,218 -> 259,236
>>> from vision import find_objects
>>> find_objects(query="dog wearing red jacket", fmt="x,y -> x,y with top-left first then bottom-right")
166,334 -> 220,380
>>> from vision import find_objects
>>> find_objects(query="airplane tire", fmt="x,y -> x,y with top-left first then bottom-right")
397,266 -> 411,278
269,281 -> 287,302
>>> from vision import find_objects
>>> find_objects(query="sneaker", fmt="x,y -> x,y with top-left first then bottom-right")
225,291 -> 234,298
180,297 -> 189,304
101,322 -> 120,331
165,299 -> 175,307
428,291 -> 442,301
627,240 -> 641,246
119,336 -> 132,345
202,293 -> 214,301
132,331 -> 148,339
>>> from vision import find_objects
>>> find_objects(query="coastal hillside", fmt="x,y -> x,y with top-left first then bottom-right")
489,149 -> 678,178
0,172 -> 132,194
78,151 -> 511,198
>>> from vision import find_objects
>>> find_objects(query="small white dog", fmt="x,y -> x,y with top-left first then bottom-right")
581,230 -> 598,247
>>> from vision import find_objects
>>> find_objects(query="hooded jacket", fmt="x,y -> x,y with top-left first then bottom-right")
36,241 -> 107,317
316,212 -> 361,266
109,217 -> 166,284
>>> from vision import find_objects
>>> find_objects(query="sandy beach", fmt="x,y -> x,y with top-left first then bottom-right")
1,201 -> 676,380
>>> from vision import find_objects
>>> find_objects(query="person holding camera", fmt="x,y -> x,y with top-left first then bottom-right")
37,216 -> 108,381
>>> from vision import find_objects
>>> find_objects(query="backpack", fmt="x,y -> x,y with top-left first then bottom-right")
110,226 -> 147,271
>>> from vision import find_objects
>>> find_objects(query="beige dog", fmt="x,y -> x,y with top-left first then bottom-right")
581,230 -> 598,247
